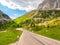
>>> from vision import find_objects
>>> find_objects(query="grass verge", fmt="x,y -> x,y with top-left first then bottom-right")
0,30 -> 22,45
31,25 -> 60,41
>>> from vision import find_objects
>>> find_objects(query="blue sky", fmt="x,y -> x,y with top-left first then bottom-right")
0,0 -> 43,19
0,3 -> 26,19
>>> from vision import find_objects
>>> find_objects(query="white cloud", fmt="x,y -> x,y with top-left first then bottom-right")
0,0 -> 43,11
10,16 -> 16,19
14,14 -> 18,16
10,14 -> 19,19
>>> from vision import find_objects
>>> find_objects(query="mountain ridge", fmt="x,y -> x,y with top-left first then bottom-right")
38,0 -> 60,10
0,10 -> 11,22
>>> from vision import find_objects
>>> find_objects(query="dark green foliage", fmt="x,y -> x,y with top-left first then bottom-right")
30,26 -> 41,31
4,21 -> 19,30
0,22 -> 3,29
0,20 -> 8,30
0,20 -> 19,30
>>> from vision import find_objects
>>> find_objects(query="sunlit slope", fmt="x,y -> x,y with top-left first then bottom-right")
14,10 -> 60,24
14,10 -> 36,24
14,10 -> 60,28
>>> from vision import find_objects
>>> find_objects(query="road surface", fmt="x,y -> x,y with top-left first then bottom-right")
10,29 -> 60,45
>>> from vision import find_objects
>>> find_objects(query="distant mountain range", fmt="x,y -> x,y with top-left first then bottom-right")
0,10 -> 11,29
38,0 -> 60,10
0,10 -> 11,22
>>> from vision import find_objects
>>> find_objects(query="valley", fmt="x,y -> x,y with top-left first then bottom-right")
0,0 -> 60,45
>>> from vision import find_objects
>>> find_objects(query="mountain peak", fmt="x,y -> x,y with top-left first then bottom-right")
0,10 -> 11,21
38,0 -> 60,10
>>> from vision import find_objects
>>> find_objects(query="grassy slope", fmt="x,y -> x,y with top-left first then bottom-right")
0,21 -> 22,45
30,19 -> 60,40
33,25 -> 60,40
14,10 -> 36,24
0,30 -> 22,45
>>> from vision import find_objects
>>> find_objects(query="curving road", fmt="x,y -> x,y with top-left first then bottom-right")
10,29 -> 60,45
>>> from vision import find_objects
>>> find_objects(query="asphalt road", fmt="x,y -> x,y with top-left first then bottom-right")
10,29 -> 60,45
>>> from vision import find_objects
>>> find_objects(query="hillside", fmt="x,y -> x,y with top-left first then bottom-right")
14,10 -> 60,41
14,10 -> 36,24
14,10 -> 60,28
14,0 -> 60,40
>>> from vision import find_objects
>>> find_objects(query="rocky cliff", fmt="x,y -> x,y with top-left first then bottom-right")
38,0 -> 60,10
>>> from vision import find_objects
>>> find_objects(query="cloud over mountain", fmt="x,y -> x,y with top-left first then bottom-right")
0,0 -> 43,11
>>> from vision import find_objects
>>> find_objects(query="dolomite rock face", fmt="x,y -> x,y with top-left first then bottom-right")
38,0 -> 60,10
